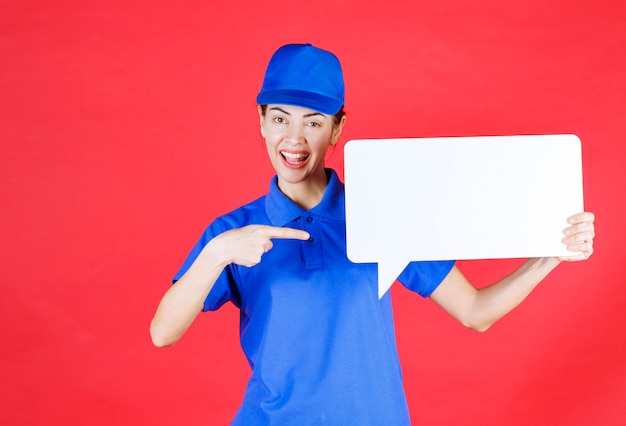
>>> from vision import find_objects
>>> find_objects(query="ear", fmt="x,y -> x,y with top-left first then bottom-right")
257,105 -> 266,138
330,114 -> 347,146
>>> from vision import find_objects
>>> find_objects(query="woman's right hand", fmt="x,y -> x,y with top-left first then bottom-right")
150,225 -> 309,347
208,225 -> 310,268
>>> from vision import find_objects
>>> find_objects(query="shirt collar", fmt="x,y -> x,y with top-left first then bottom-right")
265,168 -> 345,226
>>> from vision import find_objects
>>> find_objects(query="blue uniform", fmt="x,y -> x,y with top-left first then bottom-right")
173,169 -> 455,425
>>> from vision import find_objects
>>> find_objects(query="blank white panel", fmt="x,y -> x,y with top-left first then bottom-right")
344,134 -> 584,297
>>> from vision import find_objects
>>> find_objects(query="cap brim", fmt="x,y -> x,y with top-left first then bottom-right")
257,89 -> 343,115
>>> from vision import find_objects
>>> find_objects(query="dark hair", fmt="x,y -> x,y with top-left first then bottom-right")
259,105 -> 346,127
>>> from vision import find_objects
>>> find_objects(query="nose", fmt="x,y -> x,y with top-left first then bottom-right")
285,123 -> 304,145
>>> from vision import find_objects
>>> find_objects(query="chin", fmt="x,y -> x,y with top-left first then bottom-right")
277,169 -> 311,184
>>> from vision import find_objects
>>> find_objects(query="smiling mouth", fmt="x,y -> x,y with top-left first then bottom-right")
281,151 -> 310,165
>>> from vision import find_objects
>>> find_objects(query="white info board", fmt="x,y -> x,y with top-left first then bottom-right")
344,134 -> 584,298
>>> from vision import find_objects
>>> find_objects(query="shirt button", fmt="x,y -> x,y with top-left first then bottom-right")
306,216 -> 314,223
308,237 -> 314,243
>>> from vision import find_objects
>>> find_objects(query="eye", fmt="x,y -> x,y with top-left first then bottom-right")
272,116 -> 287,124
306,121 -> 321,127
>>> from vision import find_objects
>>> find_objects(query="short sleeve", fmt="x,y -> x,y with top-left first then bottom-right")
397,260 -> 456,297
172,218 -> 240,311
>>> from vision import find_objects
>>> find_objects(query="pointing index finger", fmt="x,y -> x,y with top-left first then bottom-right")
259,225 -> 310,241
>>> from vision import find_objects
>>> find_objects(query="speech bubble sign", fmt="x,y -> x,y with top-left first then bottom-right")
344,135 -> 584,298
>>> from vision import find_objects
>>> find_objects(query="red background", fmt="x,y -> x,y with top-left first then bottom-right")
2,1 -> 625,425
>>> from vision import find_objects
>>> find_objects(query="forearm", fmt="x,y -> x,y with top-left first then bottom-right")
431,212 -> 593,332
150,224 -> 310,346
469,257 -> 561,331
431,258 -> 562,332
150,245 -> 226,347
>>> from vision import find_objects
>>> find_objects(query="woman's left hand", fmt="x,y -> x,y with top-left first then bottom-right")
559,212 -> 596,262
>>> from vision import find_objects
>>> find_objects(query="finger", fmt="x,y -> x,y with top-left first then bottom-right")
563,226 -> 596,241
563,219 -> 594,237
566,241 -> 593,253
262,239 -> 274,253
257,226 -> 311,241
567,211 -> 595,225
561,232 -> 595,246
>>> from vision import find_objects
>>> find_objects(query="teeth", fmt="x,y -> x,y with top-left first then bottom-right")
281,151 -> 308,159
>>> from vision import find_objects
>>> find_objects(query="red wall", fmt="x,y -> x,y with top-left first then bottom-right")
2,1 -> 625,424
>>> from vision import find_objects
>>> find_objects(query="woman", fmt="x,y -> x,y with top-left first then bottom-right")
150,44 -> 595,425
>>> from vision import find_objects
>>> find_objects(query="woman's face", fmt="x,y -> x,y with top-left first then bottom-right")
259,104 -> 345,188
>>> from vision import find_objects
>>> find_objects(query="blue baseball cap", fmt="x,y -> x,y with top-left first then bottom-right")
256,43 -> 345,115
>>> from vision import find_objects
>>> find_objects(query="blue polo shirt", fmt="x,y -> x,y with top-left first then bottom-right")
173,169 -> 454,425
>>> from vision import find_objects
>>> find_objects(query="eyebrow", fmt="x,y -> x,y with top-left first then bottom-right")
269,107 -> 326,118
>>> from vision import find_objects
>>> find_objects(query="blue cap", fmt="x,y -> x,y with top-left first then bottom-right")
256,44 -> 345,115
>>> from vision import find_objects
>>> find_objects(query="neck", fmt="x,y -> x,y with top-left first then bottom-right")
278,169 -> 329,210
